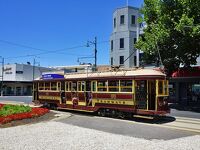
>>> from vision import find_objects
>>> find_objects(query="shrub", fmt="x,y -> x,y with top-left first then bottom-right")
0,104 -> 32,117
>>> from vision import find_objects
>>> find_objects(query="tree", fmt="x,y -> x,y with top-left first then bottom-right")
136,0 -> 200,76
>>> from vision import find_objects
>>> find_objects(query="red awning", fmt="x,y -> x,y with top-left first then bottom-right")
172,66 -> 200,77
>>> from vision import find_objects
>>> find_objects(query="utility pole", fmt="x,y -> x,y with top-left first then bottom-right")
94,37 -> 97,71
32,57 -> 40,81
33,58 -> 35,81
87,37 -> 97,71
0,57 -> 4,96
136,16 -> 140,67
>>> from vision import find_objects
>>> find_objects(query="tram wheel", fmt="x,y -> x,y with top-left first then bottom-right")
111,110 -> 117,118
118,112 -> 125,119
50,104 -> 58,110
98,109 -> 106,117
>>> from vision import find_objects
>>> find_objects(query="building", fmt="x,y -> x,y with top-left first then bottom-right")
0,63 -> 54,96
169,67 -> 200,106
50,64 -> 93,73
110,6 -> 141,68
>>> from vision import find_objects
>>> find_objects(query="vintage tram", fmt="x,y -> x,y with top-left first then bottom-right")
33,68 -> 170,118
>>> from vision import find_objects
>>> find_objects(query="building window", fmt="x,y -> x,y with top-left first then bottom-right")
134,56 -> 137,66
111,57 -> 113,66
16,71 -> 23,74
114,18 -> 116,28
120,15 -> 125,24
120,38 -> 124,49
119,56 -> 124,65
111,40 -> 113,51
131,15 -> 136,25
134,38 -> 137,44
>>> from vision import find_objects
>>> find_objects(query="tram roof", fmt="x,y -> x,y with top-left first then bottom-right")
64,68 -> 166,79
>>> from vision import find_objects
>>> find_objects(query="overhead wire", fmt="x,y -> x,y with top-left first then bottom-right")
1,36 -> 135,60
0,39 -> 89,59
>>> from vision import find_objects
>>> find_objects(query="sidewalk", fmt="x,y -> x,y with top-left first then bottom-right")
169,103 -> 200,113
0,100 -> 42,108
169,103 -> 200,119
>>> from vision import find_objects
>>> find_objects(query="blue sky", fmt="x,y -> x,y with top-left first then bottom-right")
0,0 -> 143,67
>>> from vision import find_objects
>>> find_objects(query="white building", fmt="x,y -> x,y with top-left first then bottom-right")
51,64 -> 93,73
0,63 -> 54,96
110,6 -> 141,68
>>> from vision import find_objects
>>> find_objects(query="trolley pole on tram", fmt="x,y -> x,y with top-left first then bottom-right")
94,37 -> 97,71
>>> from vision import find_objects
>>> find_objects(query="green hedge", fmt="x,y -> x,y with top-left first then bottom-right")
0,104 -> 32,117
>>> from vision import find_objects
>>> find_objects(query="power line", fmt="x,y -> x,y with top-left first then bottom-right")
1,36 -> 134,60
0,39 -> 89,58
4,45 -> 87,59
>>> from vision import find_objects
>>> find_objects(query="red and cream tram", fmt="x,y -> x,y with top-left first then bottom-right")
33,68 -> 170,118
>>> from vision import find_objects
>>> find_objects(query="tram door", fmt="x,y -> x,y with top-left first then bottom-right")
135,80 -> 147,109
85,81 -> 91,106
61,82 -> 66,104
148,80 -> 156,110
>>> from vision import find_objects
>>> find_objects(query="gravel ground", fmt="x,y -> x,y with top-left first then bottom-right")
0,120 -> 200,150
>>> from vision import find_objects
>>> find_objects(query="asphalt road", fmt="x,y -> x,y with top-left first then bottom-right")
56,112 -> 198,140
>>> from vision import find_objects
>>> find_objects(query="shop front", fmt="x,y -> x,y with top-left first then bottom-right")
169,67 -> 200,106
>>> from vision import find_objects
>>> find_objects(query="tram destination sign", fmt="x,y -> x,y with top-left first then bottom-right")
42,73 -> 64,80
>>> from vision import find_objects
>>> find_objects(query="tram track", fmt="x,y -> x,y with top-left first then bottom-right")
93,114 -> 200,134
161,117 -> 200,133
51,109 -> 200,134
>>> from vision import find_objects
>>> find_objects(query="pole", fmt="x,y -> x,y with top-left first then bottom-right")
94,37 -> 97,71
136,17 -> 140,67
33,58 -> 35,81
1,57 -> 4,96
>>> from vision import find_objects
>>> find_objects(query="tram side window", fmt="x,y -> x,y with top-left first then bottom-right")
72,82 -> 77,91
44,82 -> 50,90
120,80 -> 132,92
91,81 -> 97,92
65,82 -> 69,91
108,80 -> 119,92
81,82 -> 85,91
39,82 -> 44,90
58,82 -> 61,91
51,82 -> 57,91
78,81 -> 85,92
68,82 -> 72,91
97,81 -> 107,91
